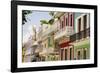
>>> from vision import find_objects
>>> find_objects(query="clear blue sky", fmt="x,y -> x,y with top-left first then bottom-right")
22,11 -> 52,43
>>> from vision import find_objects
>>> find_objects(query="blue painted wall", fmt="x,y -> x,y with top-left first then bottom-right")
74,13 -> 83,33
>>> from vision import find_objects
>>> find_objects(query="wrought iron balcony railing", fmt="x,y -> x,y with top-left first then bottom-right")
70,28 -> 90,42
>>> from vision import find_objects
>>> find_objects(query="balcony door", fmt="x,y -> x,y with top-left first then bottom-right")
61,49 -> 64,60
78,18 -> 81,39
78,18 -> 81,32
83,49 -> 87,59
65,49 -> 68,60
77,51 -> 81,60
83,15 -> 87,38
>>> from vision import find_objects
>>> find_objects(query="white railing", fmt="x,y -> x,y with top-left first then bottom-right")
54,26 -> 74,40
42,21 -> 58,37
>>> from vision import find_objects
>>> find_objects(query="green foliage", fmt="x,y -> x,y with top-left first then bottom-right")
22,10 -> 32,25
48,19 -> 54,24
40,12 -> 55,25
49,11 -> 54,16
40,20 -> 49,25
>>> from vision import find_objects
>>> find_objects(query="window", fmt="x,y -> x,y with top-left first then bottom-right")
78,18 -> 81,40
77,51 -> 81,60
62,21 -> 64,29
83,49 -> 87,59
48,37 -> 51,47
83,15 -> 87,30
70,48 -> 72,60
83,15 -> 87,38
78,18 -> 81,32
60,24 -> 61,29
45,44 -> 46,48
60,19 -> 62,29
65,49 -> 67,60
61,49 -> 64,60
70,14 -> 72,26
66,18 -> 68,26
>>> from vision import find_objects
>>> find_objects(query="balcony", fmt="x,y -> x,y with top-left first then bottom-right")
54,26 -> 74,40
42,21 -> 58,37
70,28 -> 90,42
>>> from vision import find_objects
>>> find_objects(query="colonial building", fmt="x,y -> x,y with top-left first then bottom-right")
31,12 -> 90,62
23,36 -> 33,62
39,17 -> 60,61
70,13 -> 90,60
53,12 -> 75,60
38,24 -> 53,61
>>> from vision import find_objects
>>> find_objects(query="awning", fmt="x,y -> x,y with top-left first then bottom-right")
59,41 -> 72,48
